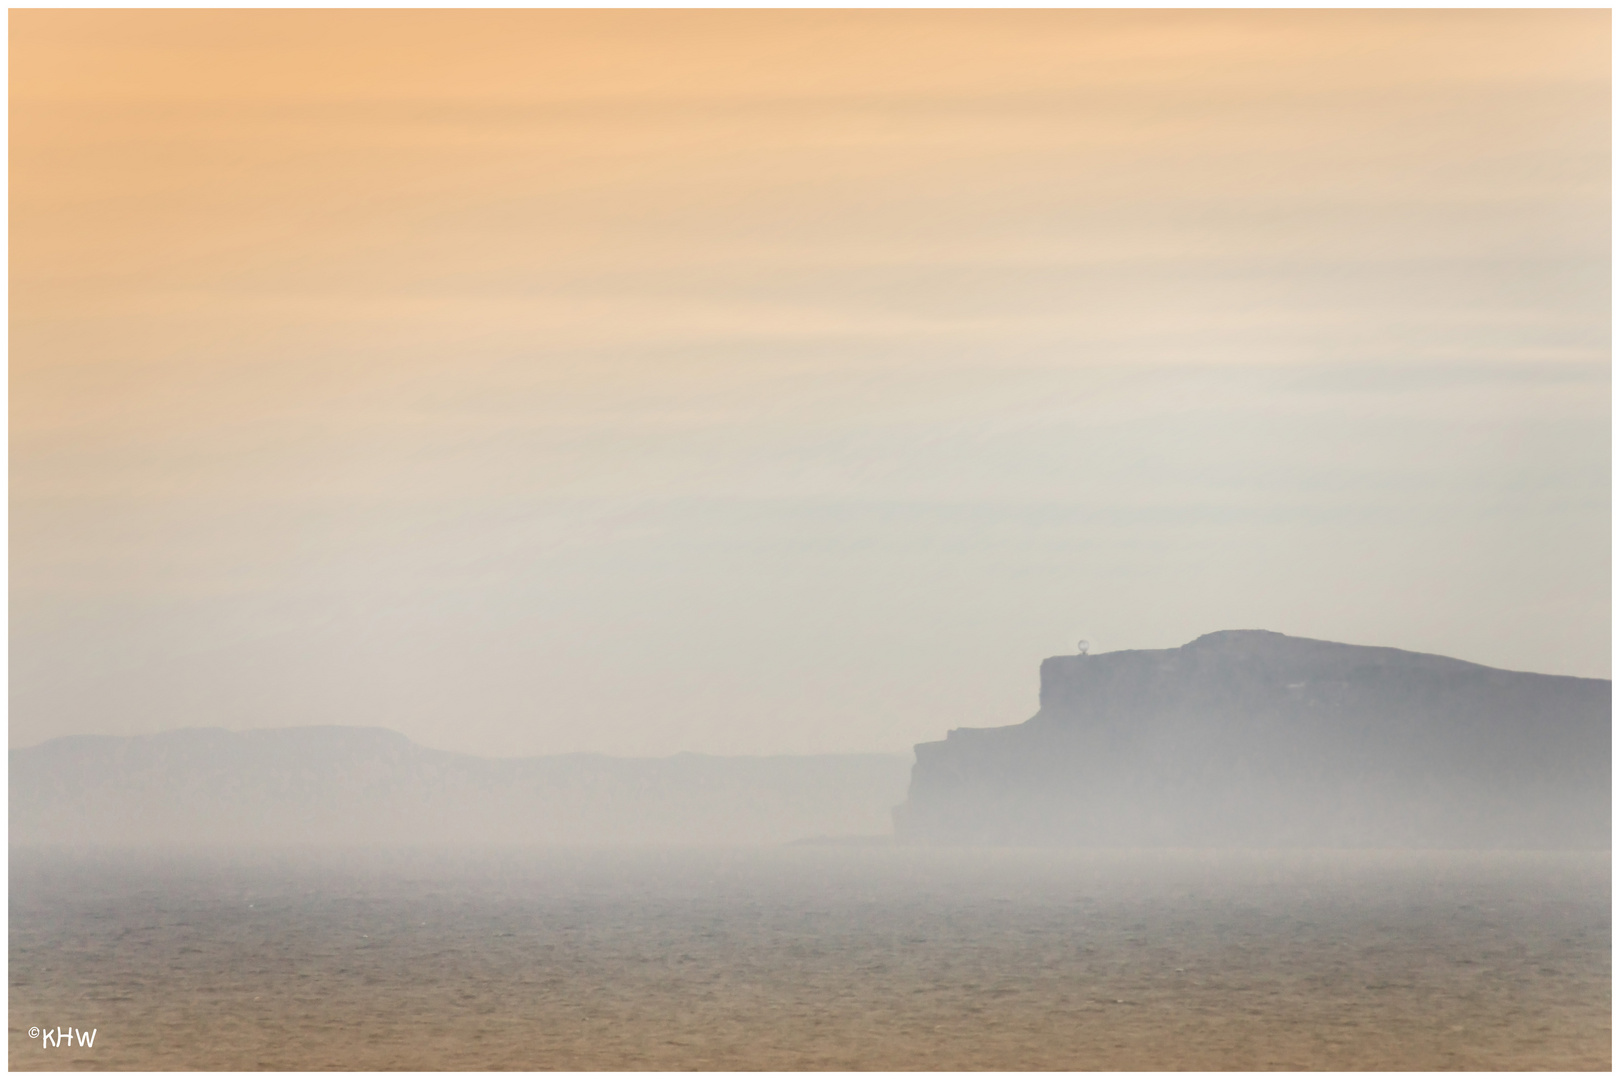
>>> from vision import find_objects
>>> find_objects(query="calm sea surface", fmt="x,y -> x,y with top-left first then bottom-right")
9,846 -> 1610,1070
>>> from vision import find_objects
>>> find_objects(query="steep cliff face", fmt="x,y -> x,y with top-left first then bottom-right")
895,631 -> 1610,848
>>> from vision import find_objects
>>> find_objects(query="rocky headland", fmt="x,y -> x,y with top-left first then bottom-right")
895,630 -> 1610,848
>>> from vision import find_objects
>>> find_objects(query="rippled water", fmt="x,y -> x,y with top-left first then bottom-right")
9,846 -> 1610,1070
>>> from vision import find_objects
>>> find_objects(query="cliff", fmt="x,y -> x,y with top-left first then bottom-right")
10,726 -> 911,847
895,630 -> 1610,848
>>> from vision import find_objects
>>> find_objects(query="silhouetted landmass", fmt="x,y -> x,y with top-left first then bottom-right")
895,631 -> 1610,848
10,727 -> 910,846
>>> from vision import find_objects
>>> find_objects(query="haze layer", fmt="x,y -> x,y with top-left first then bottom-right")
11,11 -> 1610,756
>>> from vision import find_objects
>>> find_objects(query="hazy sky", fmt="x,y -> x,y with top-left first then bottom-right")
11,11 -> 1610,757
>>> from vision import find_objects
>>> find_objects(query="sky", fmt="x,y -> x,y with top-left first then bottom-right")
10,10 -> 1611,757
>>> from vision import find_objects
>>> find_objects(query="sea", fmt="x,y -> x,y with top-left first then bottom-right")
9,845 -> 1610,1070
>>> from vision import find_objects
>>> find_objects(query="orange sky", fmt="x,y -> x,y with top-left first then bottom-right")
11,11 -> 1610,755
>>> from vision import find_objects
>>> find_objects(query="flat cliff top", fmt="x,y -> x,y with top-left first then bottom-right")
1046,629 -> 1609,685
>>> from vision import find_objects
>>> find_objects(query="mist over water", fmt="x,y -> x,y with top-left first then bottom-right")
10,846 -> 1610,1070
9,10 -> 1610,1074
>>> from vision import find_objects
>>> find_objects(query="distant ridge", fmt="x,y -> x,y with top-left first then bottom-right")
10,727 -> 911,847
895,630 -> 1610,849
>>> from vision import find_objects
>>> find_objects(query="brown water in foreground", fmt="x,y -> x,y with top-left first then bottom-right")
8,846 -> 1610,1070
